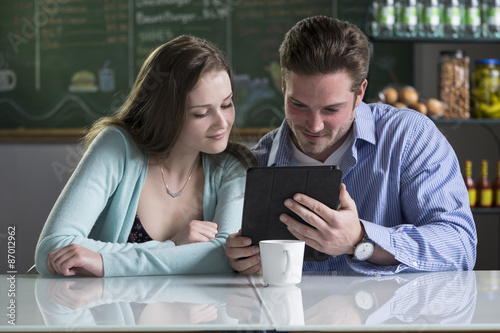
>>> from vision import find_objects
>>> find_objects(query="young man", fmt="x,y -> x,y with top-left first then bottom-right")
226,16 -> 476,275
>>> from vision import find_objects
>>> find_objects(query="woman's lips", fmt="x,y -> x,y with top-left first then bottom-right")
209,132 -> 226,140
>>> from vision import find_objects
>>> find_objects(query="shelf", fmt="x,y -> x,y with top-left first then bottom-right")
432,118 -> 500,157
433,118 -> 500,126
369,36 -> 500,44
471,208 -> 500,215
0,127 -> 275,143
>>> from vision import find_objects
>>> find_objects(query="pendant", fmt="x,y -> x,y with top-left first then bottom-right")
167,188 -> 183,198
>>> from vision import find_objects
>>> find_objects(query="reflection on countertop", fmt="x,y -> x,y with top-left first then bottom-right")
2,270 -> 499,331
250,270 -> 478,328
34,274 -> 255,330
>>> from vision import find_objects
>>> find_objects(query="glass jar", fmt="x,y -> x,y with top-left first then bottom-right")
471,59 -> 500,118
439,50 -> 470,119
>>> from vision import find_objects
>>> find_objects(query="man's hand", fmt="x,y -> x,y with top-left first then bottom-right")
47,244 -> 104,277
225,283 -> 261,322
225,230 -> 261,275
171,220 -> 218,245
279,183 -> 364,257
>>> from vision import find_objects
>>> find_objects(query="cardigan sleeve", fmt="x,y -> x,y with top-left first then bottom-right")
34,127 -> 150,275
99,153 -> 248,276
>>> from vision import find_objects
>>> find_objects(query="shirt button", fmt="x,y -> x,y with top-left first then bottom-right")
412,262 -> 418,267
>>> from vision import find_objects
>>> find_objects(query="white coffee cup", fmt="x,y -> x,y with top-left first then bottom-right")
261,285 -> 304,326
259,240 -> 305,286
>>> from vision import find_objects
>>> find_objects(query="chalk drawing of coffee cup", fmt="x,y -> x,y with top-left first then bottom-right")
0,69 -> 17,92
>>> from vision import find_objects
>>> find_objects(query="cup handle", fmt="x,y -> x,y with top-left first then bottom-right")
283,249 -> 291,279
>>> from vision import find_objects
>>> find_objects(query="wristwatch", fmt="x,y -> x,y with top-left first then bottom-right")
354,289 -> 377,310
352,234 -> 375,261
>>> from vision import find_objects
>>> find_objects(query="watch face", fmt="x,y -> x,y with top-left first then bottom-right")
354,242 -> 374,261
354,290 -> 375,310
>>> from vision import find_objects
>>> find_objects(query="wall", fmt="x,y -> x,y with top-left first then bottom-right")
0,142 -> 81,273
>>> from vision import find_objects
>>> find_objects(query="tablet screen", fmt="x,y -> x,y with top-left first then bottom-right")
241,166 -> 343,261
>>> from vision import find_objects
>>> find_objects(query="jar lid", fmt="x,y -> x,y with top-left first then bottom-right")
475,58 -> 499,65
440,49 -> 465,58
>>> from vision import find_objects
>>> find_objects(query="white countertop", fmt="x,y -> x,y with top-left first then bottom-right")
1,270 -> 499,332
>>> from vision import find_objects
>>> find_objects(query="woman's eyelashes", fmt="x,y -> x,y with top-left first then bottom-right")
193,102 -> 233,118
194,111 -> 209,119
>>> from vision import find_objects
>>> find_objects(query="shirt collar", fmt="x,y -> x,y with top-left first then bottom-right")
268,102 -> 376,166
353,102 -> 376,146
267,119 -> 294,166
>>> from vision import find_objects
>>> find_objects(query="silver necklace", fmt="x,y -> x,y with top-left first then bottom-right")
158,155 -> 199,198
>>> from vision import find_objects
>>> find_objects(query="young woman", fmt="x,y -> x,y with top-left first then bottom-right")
35,35 -> 255,277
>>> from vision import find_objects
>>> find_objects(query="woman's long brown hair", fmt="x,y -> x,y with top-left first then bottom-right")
83,35 -> 255,167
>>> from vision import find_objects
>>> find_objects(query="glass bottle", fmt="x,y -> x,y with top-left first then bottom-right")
483,0 -> 500,38
372,0 -> 395,37
443,0 -> 464,38
477,159 -> 493,207
494,160 -> 500,207
419,0 -> 443,37
395,0 -> 418,37
464,0 -> 482,38
464,160 -> 477,208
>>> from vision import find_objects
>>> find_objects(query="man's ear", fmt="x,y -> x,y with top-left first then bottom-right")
355,79 -> 368,107
281,74 -> 286,94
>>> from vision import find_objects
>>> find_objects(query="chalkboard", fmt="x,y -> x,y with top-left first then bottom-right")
0,0 -> 411,141
0,0 -> 336,135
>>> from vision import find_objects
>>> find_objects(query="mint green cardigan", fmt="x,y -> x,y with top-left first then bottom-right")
35,126 -> 248,276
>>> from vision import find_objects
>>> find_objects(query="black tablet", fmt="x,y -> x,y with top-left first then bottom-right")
240,166 -> 343,261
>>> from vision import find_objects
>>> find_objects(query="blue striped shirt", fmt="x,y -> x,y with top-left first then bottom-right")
251,102 -> 477,275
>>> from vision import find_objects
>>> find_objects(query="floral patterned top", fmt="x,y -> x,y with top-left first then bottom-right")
127,215 -> 153,243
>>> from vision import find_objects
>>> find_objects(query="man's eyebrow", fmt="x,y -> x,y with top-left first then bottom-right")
188,93 -> 233,109
290,96 -> 346,108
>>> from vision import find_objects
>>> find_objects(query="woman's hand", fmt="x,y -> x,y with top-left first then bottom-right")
171,220 -> 218,245
47,244 -> 104,277
47,277 -> 104,309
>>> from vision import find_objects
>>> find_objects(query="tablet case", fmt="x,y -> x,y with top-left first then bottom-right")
241,166 -> 343,261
